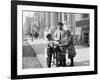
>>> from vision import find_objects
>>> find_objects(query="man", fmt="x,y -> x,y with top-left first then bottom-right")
54,22 -> 65,42
54,22 -> 66,67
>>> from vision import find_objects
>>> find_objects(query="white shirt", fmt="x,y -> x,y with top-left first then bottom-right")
54,29 -> 65,41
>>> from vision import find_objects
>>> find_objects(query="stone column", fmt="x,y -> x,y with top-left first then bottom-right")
71,13 -> 75,35
45,12 -> 50,28
50,12 -> 58,29
50,12 -> 58,37
38,12 -> 45,38
67,13 -> 74,33
67,13 -> 72,26
61,13 -> 65,23
58,12 -> 63,23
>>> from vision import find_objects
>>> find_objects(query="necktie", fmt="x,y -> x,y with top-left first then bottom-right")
60,32 -> 61,40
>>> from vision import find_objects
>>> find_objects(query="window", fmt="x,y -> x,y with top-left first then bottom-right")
83,14 -> 89,19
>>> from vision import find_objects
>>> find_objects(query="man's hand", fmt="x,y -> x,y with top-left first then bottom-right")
53,41 -> 59,46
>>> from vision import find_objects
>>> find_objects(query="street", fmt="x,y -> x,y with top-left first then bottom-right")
22,38 -> 90,69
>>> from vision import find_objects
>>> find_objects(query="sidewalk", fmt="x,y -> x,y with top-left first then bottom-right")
28,39 -> 48,68
22,40 -> 42,69
28,39 -> 90,68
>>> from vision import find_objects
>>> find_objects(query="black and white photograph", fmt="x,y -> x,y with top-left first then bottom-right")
11,1 -> 97,79
22,11 -> 90,69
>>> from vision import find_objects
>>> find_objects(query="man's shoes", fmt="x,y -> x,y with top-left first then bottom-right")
69,64 -> 74,67
62,65 -> 66,67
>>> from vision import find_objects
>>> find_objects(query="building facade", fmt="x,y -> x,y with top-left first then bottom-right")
23,11 -> 90,45
75,14 -> 89,45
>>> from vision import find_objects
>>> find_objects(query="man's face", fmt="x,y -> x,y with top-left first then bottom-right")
59,25 -> 63,30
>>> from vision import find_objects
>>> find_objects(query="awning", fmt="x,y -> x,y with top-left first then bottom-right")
76,19 -> 89,27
